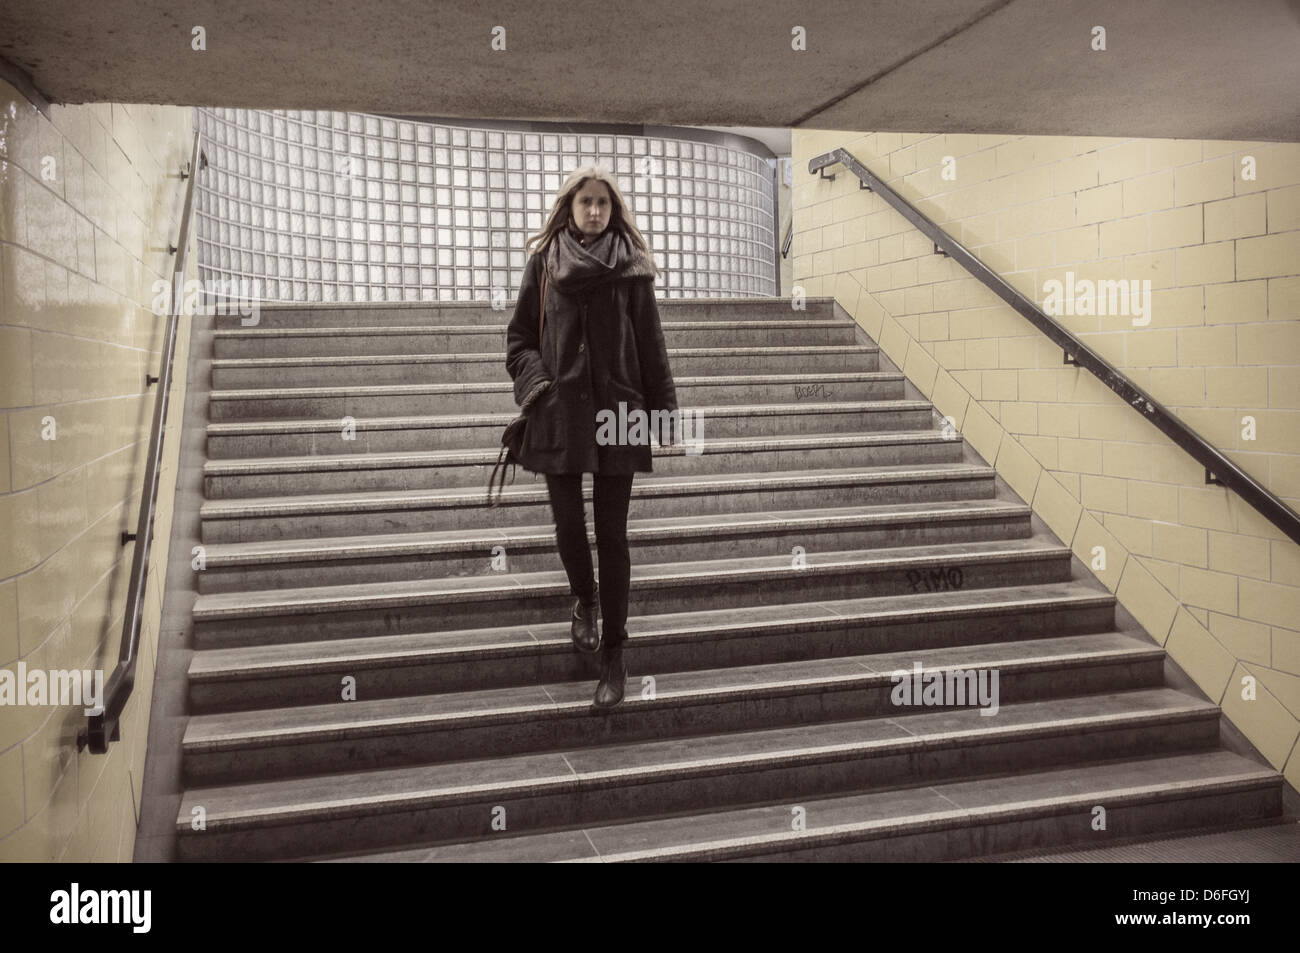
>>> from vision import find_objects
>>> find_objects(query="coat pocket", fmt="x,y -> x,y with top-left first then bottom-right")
523,383 -> 564,451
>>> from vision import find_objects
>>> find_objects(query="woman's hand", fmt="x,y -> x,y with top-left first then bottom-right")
520,377 -> 553,411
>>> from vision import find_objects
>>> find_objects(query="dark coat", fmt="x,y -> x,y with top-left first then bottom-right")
505,247 -> 678,474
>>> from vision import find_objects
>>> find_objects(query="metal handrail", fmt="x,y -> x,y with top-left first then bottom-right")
810,146 -> 1300,547
78,130 -> 206,754
781,216 -> 793,258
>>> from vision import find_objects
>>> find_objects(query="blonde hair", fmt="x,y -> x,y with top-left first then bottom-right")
524,164 -> 659,277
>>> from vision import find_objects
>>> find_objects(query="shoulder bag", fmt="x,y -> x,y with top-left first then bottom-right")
486,266 -> 550,507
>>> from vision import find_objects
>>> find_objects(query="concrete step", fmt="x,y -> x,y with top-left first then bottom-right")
161,290 -> 1292,862
212,296 -> 840,330
210,344 -> 881,388
198,462 -> 998,543
194,498 -> 1034,593
182,631 -> 1165,783
212,320 -> 860,359
962,815 -> 1300,863
207,372 -> 907,420
173,692 -> 1245,860
201,431 -> 967,499
189,536 -> 1074,647
205,400 -> 937,458
188,583 -> 1118,711
304,750 -> 1282,863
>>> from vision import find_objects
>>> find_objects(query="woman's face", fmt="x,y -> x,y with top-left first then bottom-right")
570,179 -> 612,239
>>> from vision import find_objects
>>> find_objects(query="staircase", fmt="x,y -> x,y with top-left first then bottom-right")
170,295 -> 1285,862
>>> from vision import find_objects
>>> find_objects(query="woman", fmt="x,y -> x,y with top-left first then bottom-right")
504,164 -> 678,711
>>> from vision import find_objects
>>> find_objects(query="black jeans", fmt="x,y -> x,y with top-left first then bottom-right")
544,473 -> 634,648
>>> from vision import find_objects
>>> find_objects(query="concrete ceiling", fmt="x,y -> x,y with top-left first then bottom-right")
686,127 -> 792,159
2,0 -> 1298,141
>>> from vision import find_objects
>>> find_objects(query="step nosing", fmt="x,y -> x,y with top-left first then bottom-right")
177,707 -> 1228,828
188,589 -> 1120,678
190,543 -> 1073,619
184,683 -> 1198,750
210,344 -> 880,366
576,771 -> 1282,863
239,298 -> 836,311
201,431 -> 968,474
208,372 -> 904,400
205,401 -> 934,434
213,319 -> 854,338
199,503 -> 1034,565
198,464 -> 995,517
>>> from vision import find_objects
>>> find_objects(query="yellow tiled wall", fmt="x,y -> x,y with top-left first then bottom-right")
0,81 -> 195,860
794,129 -> 1300,792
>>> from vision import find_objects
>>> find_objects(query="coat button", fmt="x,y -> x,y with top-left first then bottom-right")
578,342 -> 585,352
580,392 -> 587,401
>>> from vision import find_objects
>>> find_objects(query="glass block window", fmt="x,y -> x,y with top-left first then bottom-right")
196,108 -> 777,303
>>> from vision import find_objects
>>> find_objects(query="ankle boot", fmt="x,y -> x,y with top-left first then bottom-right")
592,641 -> 626,710
570,584 -> 600,653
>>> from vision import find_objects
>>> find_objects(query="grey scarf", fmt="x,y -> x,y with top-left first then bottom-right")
544,222 -> 658,293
